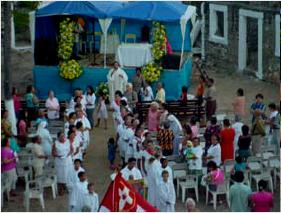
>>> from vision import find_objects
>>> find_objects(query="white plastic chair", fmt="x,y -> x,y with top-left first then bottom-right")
1,174 -> 10,207
251,168 -> 274,193
247,156 -> 262,185
23,179 -> 45,212
41,174 -> 58,199
267,156 -> 280,187
206,182 -> 229,210
172,163 -> 187,196
179,175 -> 199,203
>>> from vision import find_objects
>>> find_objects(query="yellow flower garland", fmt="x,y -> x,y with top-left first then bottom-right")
58,18 -> 83,80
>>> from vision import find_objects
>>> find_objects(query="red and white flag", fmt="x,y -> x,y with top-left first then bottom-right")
99,173 -> 158,212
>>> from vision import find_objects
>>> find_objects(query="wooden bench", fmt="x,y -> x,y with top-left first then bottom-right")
136,100 -> 205,122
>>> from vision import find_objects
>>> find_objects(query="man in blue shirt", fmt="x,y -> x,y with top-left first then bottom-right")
250,93 -> 266,123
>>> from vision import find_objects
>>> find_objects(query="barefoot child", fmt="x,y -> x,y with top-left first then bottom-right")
96,92 -> 108,129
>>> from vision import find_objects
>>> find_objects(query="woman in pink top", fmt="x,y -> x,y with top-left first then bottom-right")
250,180 -> 273,212
1,138 -> 18,196
232,88 -> 246,121
190,117 -> 199,138
45,90 -> 60,120
206,160 -> 224,192
17,111 -> 28,147
147,102 -> 160,132
12,87 -> 22,119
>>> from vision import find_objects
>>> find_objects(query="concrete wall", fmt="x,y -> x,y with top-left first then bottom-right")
202,2 -> 280,84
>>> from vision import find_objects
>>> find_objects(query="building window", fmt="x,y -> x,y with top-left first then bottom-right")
275,14 -> 280,57
209,4 -> 228,45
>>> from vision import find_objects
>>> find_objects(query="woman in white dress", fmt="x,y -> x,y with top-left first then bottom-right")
45,90 -> 60,119
37,121 -> 53,157
52,132 -> 73,195
107,61 -> 128,103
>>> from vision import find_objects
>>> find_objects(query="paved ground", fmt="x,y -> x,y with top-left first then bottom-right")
1,50 -> 280,211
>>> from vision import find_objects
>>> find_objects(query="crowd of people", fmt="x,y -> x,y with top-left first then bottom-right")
1,61 -> 280,212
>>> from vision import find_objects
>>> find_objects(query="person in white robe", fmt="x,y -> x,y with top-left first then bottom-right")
123,126 -> 135,163
142,83 -> 154,102
146,154 -> 161,208
232,117 -> 244,157
67,159 -> 85,193
52,132 -> 73,195
75,109 -> 91,150
107,61 -> 128,103
158,170 -> 176,212
110,91 -> 123,130
159,158 -> 173,183
37,121 -> 53,157
121,157 -> 142,181
74,122 -> 85,160
167,114 -> 183,155
31,136 -> 47,177
69,171 -> 89,212
82,183 -> 99,212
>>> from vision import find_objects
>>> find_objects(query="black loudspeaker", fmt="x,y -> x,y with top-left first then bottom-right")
161,54 -> 181,69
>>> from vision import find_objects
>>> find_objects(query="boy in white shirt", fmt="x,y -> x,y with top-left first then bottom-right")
82,183 -> 99,212
121,157 -> 142,181
158,170 -> 176,212
69,171 -> 88,212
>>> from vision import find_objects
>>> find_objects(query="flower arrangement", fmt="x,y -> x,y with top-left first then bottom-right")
58,18 -> 83,80
58,18 -> 74,61
142,62 -> 163,83
151,22 -> 166,61
59,60 -> 83,80
96,82 -> 110,104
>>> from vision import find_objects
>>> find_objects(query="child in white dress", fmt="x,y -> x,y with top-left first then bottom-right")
96,93 -> 108,129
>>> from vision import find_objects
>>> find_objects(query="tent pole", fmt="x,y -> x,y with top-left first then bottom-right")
104,33 -> 107,68
93,18 -> 96,65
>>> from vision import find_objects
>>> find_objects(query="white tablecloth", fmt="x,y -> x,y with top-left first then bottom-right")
116,43 -> 153,67
100,34 -> 120,54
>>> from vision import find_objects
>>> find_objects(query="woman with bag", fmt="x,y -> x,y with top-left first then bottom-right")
251,109 -> 266,156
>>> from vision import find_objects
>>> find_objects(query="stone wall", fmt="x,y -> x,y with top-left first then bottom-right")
202,2 -> 280,84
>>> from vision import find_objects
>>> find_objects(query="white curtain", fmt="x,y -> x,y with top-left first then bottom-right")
98,18 -> 113,68
179,6 -> 197,69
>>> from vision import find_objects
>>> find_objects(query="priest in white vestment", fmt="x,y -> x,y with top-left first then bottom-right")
107,61 -> 128,103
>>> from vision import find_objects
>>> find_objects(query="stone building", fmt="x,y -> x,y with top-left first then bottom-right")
187,1 -> 280,84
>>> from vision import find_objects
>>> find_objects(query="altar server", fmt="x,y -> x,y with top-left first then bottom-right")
69,171 -> 89,212
158,170 -> 176,212
121,157 -> 143,181
82,183 -> 99,212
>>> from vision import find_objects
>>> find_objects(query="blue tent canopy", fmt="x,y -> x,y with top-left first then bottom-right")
35,1 -> 107,18
89,1 -> 126,14
110,1 -> 188,22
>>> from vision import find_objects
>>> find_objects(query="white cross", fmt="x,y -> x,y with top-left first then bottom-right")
119,186 -> 133,210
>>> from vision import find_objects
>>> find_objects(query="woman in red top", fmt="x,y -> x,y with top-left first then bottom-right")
220,119 -> 235,163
